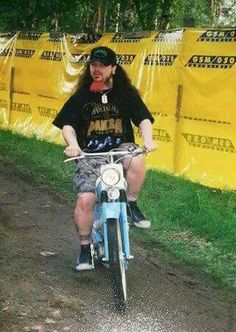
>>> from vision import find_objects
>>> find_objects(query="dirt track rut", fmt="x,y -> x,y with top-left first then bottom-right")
0,161 -> 235,332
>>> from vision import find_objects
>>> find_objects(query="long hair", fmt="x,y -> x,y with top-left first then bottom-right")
75,62 -> 140,106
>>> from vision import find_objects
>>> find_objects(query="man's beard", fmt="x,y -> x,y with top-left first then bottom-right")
104,74 -> 113,88
90,73 -> 113,92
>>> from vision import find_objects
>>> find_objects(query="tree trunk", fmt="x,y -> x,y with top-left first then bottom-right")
209,0 -> 222,27
115,2 -> 121,33
103,6 -> 108,32
51,12 -> 59,31
133,0 -> 145,29
95,0 -> 102,33
83,11 -> 90,31
22,0 -> 38,30
29,0 -> 38,29
159,0 -> 173,30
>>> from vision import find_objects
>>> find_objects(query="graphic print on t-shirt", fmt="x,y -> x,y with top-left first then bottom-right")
83,101 -> 124,152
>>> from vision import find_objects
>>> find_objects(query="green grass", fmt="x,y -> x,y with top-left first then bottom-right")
137,171 -> 236,295
1,129 -> 236,300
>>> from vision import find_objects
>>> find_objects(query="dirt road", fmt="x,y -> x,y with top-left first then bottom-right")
0,161 -> 235,332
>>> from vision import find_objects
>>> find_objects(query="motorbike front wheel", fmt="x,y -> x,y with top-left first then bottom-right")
107,218 -> 127,313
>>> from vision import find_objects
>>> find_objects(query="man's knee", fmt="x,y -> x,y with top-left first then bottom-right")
75,193 -> 96,213
124,154 -> 145,171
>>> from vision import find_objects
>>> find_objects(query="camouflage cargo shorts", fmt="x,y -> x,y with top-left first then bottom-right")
73,143 -> 138,196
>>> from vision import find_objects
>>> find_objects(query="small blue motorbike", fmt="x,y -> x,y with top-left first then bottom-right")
65,146 -> 146,312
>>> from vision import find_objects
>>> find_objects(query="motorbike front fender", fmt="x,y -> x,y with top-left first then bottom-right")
102,202 -> 120,220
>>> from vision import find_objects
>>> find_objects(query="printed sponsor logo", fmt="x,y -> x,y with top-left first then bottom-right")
13,90 -> 30,95
71,33 -> 102,44
152,111 -> 168,117
38,106 -> 57,118
133,127 -> 142,138
71,53 -> 136,65
48,32 -> 64,42
111,32 -> 143,43
182,133 -> 235,153
0,32 -> 15,39
47,37 -> 62,42
15,49 -> 35,58
40,51 -> 64,61
153,128 -> 171,142
197,30 -> 236,42
0,99 -> 7,108
0,48 -> 13,57
133,127 -> 171,142
153,29 -> 184,42
71,53 -> 90,64
116,54 -> 136,65
38,94 -> 58,100
12,102 -> 32,113
144,54 -> 177,66
18,32 -> 42,40
185,55 -> 236,69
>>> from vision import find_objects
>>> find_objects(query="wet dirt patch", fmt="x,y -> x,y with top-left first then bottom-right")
0,161 -> 235,332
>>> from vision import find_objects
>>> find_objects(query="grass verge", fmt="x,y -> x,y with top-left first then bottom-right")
0,129 -> 235,301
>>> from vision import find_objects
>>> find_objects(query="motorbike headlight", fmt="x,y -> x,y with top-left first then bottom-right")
108,187 -> 120,200
101,168 -> 120,186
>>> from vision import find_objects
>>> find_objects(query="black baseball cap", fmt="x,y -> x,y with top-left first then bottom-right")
89,46 -> 117,66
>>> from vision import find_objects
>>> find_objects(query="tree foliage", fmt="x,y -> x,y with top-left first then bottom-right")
0,0 -> 235,33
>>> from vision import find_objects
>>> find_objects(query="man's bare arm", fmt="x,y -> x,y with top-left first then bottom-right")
139,119 -> 157,152
62,125 -> 81,157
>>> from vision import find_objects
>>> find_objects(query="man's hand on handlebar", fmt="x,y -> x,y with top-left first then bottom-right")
64,145 -> 81,157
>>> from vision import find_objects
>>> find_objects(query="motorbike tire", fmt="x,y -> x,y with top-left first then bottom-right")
107,218 -> 127,313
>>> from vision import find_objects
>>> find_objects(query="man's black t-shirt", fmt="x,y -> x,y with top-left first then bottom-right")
53,89 -> 154,152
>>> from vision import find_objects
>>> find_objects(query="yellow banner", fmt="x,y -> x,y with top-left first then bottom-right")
0,29 -> 236,190
0,33 -> 17,127
175,28 -> 236,189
